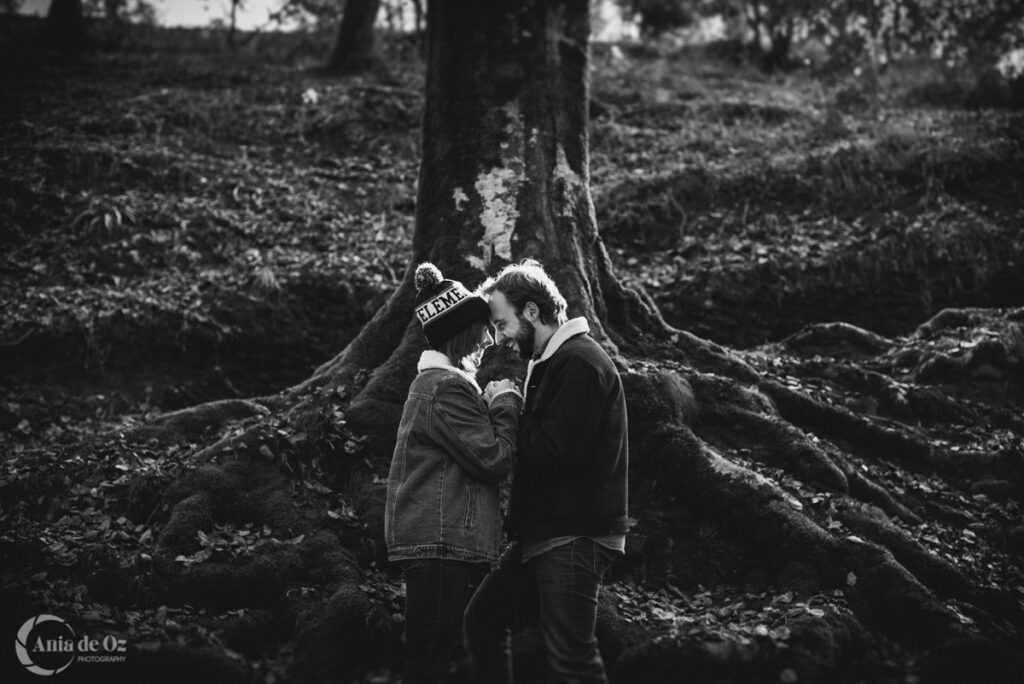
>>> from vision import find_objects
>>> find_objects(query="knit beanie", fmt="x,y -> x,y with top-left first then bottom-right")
413,263 -> 491,349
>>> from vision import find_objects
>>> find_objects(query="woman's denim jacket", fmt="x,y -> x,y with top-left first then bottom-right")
385,351 -> 522,566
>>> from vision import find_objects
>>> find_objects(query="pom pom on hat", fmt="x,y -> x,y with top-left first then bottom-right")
414,262 -> 443,294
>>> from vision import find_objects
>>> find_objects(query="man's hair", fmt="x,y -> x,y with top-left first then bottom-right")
482,259 -> 567,325
438,318 -> 489,366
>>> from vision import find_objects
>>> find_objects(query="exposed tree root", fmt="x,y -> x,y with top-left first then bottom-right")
125,398 -> 274,445
599,263 -> 759,382
615,358 -> 1023,675
846,467 -> 923,525
41,293 -> 1020,682
760,378 -> 936,466
781,321 -> 896,358
292,276 -> 417,397
342,320 -> 427,459
790,359 -> 976,424
687,371 -> 849,491
834,499 -> 1015,622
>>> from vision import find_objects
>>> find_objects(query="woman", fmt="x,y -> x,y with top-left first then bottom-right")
385,262 -> 522,683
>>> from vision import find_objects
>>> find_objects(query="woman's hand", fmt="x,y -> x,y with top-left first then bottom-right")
483,378 -> 519,404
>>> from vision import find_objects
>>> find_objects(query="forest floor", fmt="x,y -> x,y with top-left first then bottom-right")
1,27 -> 1023,684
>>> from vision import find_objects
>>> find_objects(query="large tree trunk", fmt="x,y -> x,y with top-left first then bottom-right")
304,0 -> 737,409
33,1 -> 1023,682
327,0 -> 383,74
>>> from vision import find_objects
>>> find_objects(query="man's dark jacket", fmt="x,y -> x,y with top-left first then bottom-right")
506,318 -> 629,543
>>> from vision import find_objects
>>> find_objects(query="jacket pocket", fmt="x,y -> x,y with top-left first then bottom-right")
464,482 -> 476,529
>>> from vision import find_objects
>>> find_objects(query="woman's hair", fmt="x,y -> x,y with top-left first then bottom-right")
438,318 -> 489,366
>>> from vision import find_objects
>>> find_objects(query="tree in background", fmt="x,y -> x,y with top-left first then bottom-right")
327,0 -> 383,73
620,0 -> 1024,77
743,0 -> 819,70
102,0 -> 124,21
44,0 -> 86,49
626,0 -> 698,35
410,0 -> 423,35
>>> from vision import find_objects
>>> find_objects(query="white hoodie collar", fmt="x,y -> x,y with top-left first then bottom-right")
417,350 -> 482,393
524,317 -> 590,402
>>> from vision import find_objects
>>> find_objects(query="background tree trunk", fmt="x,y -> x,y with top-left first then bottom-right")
44,0 -> 86,50
103,0 -> 124,21
411,0 -> 424,35
228,0 -> 240,49
327,0 -> 383,73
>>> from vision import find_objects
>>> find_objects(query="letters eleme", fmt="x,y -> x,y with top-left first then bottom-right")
415,286 -> 468,323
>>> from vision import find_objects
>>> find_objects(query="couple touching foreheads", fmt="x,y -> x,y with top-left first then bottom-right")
384,258 -> 629,684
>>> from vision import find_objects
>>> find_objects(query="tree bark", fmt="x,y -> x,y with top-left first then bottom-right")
327,0 -> 383,74
411,0 -> 424,35
418,0 -> 607,332
228,0 -> 239,49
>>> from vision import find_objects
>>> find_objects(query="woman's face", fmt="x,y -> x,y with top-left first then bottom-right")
462,325 -> 493,370
477,325 -> 494,352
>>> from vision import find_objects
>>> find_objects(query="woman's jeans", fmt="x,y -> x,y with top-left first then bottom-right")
402,558 -> 489,684
463,538 -> 616,684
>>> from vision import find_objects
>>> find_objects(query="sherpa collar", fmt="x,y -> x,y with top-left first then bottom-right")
533,317 -> 590,363
417,350 -> 482,394
524,317 -> 590,402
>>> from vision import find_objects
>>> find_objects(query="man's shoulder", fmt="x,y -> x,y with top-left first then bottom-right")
550,332 -> 614,371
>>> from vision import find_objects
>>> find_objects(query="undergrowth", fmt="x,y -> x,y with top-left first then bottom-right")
1,33 -> 1021,389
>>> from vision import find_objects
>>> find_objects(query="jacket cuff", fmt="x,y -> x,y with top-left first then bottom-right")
489,388 -> 524,406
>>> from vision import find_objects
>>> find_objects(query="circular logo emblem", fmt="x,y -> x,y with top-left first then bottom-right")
15,615 -> 76,676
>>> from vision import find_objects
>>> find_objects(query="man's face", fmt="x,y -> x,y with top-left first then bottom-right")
488,291 -> 535,360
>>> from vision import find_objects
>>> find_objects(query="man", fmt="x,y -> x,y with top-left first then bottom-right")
465,259 -> 629,684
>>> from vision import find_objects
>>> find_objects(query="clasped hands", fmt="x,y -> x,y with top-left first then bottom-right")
483,378 -> 519,405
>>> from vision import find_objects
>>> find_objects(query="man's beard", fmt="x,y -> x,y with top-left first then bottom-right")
514,315 -> 536,361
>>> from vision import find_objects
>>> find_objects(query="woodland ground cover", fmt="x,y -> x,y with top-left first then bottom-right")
1,27 -> 1023,684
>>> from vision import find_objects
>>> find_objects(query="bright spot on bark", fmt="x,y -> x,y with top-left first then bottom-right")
467,167 -> 519,271
453,187 -> 469,211
529,128 -> 539,145
554,145 -> 578,182
553,144 -> 583,218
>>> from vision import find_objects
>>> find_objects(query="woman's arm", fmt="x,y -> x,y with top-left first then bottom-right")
429,378 -> 521,484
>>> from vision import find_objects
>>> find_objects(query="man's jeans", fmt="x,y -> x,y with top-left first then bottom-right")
402,558 -> 489,684
463,538 -> 616,684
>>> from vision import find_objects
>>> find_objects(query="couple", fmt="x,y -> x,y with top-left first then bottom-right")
384,259 -> 629,684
